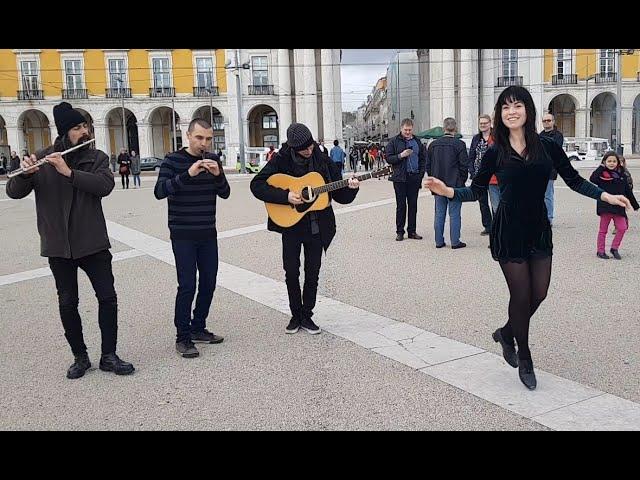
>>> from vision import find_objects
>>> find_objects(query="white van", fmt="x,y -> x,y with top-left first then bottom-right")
237,147 -> 270,173
563,137 -> 611,162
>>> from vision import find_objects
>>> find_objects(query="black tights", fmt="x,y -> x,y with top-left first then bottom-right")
498,255 -> 552,362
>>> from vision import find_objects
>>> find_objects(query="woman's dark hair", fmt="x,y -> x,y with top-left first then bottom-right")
493,86 -> 540,163
601,151 -> 620,168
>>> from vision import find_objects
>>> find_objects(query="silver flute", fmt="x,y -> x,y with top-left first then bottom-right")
7,138 -> 96,178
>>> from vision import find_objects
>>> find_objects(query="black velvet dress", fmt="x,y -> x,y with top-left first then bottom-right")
453,136 -> 604,263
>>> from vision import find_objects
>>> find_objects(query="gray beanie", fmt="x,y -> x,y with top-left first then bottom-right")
286,123 -> 314,151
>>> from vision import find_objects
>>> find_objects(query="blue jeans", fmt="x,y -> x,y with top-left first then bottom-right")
171,238 -> 219,343
488,185 -> 501,215
133,174 -> 141,187
434,195 -> 462,246
544,180 -> 554,224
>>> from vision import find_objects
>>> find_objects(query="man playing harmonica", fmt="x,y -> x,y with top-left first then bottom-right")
5,101 -> 135,379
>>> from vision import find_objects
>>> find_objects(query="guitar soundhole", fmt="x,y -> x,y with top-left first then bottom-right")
300,186 -> 312,202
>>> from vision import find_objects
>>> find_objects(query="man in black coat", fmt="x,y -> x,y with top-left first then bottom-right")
385,118 -> 427,241
250,123 -> 359,335
6,102 -> 134,379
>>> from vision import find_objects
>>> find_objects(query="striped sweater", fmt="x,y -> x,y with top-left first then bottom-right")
154,148 -> 231,240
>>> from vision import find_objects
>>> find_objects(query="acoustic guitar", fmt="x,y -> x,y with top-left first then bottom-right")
265,166 -> 392,227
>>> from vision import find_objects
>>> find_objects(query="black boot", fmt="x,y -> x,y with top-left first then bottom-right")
99,353 -> 135,375
518,358 -> 537,390
66,353 -> 91,379
610,249 -> 622,260
492,328 -> 518,368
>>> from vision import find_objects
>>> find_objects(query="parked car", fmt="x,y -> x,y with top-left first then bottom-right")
140,156 -> 163,171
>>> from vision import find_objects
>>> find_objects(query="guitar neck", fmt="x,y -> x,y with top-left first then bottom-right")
313,171 -> 377,194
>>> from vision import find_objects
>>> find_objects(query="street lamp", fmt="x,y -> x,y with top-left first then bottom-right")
117,76 -> 128,153
207,79 -> 216,152
585,74 -> 596,138
615,49 -> 635,153
225,51 -> 251,172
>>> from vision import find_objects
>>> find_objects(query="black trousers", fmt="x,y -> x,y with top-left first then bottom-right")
394,174 -> 422,235
171,238 -> 218,343
478,188 -> 493,230
282,230 -> 323,320
48,250 -> 118,356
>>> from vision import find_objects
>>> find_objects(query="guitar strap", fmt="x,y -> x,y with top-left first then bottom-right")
307,156 -> 320,235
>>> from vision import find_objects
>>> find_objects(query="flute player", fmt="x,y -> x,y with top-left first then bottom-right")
6,102 -> 135,379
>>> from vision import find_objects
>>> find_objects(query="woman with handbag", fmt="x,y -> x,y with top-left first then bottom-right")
117,148 -> 131,189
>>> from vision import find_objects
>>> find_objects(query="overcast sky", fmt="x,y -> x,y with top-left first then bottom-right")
341,49 -> 414,112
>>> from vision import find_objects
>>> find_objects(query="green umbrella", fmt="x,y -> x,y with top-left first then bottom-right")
415,126 -> 463,139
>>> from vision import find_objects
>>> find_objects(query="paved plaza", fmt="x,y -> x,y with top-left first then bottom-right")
1,163 -> 639,430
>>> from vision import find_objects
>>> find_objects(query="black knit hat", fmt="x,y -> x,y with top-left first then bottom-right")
286,123 -> 314,151
53,102 -> 87,137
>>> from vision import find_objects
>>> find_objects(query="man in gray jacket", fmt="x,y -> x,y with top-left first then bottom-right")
6,102 -> 135,380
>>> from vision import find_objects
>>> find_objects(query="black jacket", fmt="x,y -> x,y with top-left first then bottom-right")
250,143 -> 358,251
468,133 -> 491,178
9,155 -> 20,172
539,129 -> 564,180
455,136 -> 604,262
426,135 -> 469,189
589,165 -> 639,217
385,134 -> 427,183
6,138 -> 114,259
117,153 -> 131,174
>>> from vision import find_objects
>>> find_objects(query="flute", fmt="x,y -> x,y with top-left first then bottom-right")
7,138 -> 96,178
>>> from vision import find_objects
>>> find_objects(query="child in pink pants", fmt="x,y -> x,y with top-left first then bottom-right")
590,152 -> 639,259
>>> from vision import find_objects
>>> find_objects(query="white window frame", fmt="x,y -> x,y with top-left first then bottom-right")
263,134 -> 278,148
61,55 -> 85,91
148,51 -> 173,90
251,55 -> 269,86
211,115 -> 224,130
556,49 -> 573,76
262,113 -> 277,130
213,135 -> 225,152
15,52 -> 41,93
192,51 -> 217,90
502,49 -> 518,78
104,51 -> 129,90
599,49 -> 616,76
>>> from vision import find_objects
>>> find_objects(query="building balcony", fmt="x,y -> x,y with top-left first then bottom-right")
17,89 -> 44,100
105,88 -> 132,98
149,87 -> 175,98
248,85 -> 274,95
62,88 -> 88,99
497,76 -> 523,87
594,72 -> 616,84
193,86 -> 219,97
551,74 -> 577,86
